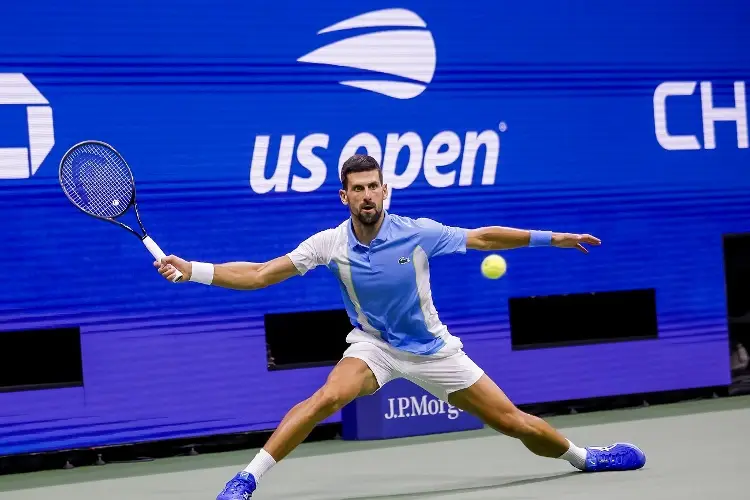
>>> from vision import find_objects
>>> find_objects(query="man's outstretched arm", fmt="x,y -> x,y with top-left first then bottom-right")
154,254 -> 300,289
466,226 -> 601,253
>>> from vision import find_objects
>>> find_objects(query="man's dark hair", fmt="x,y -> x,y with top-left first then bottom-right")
340,154 -> 383,190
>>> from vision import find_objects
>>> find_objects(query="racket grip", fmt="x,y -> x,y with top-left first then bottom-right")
142,236 -> 183,282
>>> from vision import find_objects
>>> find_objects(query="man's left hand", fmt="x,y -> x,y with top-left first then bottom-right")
551,233 -> 601,253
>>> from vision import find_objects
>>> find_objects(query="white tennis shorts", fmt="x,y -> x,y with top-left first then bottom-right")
342,333 -> 485,402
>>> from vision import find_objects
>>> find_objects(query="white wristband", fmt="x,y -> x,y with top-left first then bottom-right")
190,261 -> 214,285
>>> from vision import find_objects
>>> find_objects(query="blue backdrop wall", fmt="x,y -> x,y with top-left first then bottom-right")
1,0 -> 749,455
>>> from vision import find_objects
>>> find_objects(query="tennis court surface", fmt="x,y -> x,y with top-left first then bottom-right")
1,396 -> 747,499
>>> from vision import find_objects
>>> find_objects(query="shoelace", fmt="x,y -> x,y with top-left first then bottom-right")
226,479 -> 248,493
592,448 -> 631,466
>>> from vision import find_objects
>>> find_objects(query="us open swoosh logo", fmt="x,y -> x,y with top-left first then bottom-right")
297,8 -> 436,99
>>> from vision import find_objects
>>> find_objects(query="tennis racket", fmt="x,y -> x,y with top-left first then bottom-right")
58,140 -> 183,282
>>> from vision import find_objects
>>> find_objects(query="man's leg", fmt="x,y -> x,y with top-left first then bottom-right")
262,357 -> 379,461
447,373 -> 645,472
217,357 -> 380,499
448,374 -> 577,459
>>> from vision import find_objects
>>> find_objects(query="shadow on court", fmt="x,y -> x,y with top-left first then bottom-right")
336,471 -> 581,499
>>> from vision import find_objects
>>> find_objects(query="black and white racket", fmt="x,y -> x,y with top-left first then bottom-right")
59,140 -> 183,282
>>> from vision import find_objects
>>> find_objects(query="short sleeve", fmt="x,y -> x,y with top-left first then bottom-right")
286,228 -> 337,275
415,218 -> 469,258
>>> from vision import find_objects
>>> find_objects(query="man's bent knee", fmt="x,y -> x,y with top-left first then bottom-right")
308,357 -> 379,416
309,386 -> 351,415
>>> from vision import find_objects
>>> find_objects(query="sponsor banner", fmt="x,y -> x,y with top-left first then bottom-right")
341,379 -> 483,440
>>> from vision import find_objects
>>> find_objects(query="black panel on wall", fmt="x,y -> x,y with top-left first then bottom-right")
723,233 -> 750,361
723,233 -> 750,319
0,327 -> 83,392
265,309 -> 351,370
509,288 -> 659,350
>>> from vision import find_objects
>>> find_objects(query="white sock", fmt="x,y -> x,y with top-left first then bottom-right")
558,440 -> 587,470
243,448 -> 277,481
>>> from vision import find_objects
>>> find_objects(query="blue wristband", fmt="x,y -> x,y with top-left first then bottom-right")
529,230 -> 552,247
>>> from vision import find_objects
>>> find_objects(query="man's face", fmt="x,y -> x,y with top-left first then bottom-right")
340,169 -> 388,225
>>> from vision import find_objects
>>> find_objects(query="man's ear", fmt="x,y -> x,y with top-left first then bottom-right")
339,189 -> 348,205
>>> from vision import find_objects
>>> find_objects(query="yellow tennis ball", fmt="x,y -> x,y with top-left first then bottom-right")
481,254 -> 507,279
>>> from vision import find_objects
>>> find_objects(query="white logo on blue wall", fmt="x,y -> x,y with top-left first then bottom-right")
654,81 -> 748,150
249,127 -> 502,210
250,9 -> 503,209
0,74 -> 55,179
384,394 -> 464,420
297,8 -> 436,100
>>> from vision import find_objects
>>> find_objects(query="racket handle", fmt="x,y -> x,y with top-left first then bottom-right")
142,236 -> 184,282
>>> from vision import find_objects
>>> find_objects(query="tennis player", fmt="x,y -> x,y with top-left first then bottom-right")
156,154 -> 646,499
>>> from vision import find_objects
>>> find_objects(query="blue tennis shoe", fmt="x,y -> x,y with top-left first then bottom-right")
584,443 -> 646,472
217,471 -> 257,499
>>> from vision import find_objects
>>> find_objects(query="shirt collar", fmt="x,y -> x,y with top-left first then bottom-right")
348,210 -> 391,249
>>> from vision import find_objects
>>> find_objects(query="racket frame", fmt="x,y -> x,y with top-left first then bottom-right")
58,140 -> 183,282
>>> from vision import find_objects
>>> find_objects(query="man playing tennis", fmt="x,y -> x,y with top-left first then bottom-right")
156,154 -> 646,499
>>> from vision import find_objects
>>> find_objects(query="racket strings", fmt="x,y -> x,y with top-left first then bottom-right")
60,143 -> 134,219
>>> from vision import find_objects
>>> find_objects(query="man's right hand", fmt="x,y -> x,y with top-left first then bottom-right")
154,255 -> 191,282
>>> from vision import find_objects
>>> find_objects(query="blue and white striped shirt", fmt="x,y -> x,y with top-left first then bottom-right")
287,211 -> 469,356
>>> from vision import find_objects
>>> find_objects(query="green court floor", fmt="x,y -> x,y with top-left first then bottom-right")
2,396 -> 748,499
